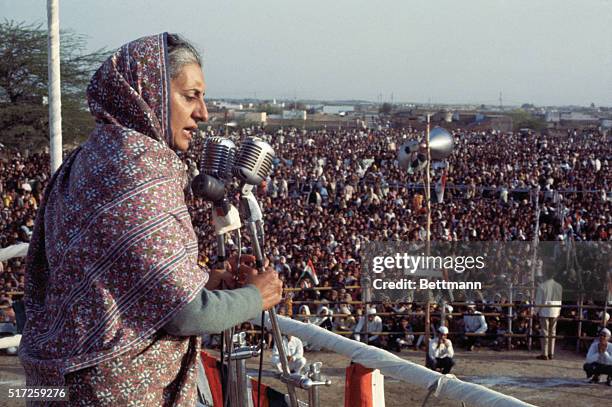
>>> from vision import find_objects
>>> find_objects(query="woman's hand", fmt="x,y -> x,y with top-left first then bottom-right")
245,270 -> 283,310
205,254 -> 258,290
205,254 -> 282,309
204,265 -> 232,290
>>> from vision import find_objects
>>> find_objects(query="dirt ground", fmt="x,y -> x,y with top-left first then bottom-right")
1,348 -> 611,407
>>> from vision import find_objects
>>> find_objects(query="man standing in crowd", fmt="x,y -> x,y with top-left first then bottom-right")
463,303 -> 487,351
535,271 -> 563,360
583,328 -> 612,385
427,326 -> 455,374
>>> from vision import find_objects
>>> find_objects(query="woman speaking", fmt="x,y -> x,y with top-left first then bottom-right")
20,33 -> 282,406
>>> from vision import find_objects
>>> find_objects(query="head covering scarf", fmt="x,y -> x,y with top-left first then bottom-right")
20,33 -> 208,404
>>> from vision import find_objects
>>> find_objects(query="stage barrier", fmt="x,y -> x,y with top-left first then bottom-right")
253,312 -> 535,407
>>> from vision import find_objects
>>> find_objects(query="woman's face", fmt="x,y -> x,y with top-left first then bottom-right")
169,63 -> 208,151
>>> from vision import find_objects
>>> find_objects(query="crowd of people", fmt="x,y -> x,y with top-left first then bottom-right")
1,150 -> 48,299
1,125 -> 611,359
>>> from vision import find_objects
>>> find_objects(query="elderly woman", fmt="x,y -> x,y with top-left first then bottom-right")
20,33 -> 282,406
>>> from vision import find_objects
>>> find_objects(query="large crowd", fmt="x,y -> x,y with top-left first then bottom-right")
1,125 -> 610,353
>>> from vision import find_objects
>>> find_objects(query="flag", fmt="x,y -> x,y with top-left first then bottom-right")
299,259 -> 319,286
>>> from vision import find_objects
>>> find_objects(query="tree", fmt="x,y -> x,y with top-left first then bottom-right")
292,101 -> 306,111
0,20 -> 108,150
507,109 -> 546,132
379,102 -> 393,115
258,103 -> 282,115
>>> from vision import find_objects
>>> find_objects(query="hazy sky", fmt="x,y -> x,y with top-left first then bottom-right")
2,0 -> 611,106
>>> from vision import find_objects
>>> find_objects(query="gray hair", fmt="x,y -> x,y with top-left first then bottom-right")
167,33 -> 202,79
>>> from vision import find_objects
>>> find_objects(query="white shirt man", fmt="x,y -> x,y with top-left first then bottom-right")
427,326 -> 455,374
583,328 -> 612,385
463,304 -> 487,351
271,335 -> 307,375
353,308 -> 383,347
535,277 -> 563,360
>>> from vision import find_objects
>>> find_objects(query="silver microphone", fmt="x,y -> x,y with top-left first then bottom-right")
201,136 -> 237,181
192,137 -> 236,202
233,137 -> 275,185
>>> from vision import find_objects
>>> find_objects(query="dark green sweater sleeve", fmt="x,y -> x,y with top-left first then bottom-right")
164,285 -> 263,336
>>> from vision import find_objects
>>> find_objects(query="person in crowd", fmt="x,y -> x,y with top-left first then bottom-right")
354,308 -> 384,347
0,305 -> 19,355
535,270 -> 563,360
334,305 -> 356,333
427,326 -> 455,374
314,306 -> 334,331
271,334 -> 307,375
463,303 -> 487,351
19,33 -> 282,405
391,316 -> 415,352
583,328 -> 612,385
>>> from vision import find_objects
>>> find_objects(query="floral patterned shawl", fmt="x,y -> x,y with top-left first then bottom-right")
20,33 -> 208,406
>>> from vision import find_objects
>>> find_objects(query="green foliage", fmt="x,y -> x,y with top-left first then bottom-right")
258,103 -> 283,115
0,20 -> 107,150
291,102 -> 306,111
507,109 -> 546,132
379,102 -> 393,115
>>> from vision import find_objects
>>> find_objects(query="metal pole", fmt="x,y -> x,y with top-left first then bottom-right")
576,294 -> 584,352
217,234 -> 239,407
268,309 -> 299,407
425,115 -> 431,242
308,362 -> 322,407
223,330 -> 238,406
235,345 -> 250,407
246,220 -> 299,407
424,115 -> 432,352
362,278 -> 371,345
47,0 -> 62,174
603,288 -> 609,328
364,304 -> 369,345
527,303 -> 534,351
440,300 -> 446,328
528,186 -> 541,351
424,300 -> 431,350
507,284 -> 513,351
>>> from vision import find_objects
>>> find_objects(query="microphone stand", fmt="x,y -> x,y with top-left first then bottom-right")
238,184 -> 300,407
210,197 -> 246,407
